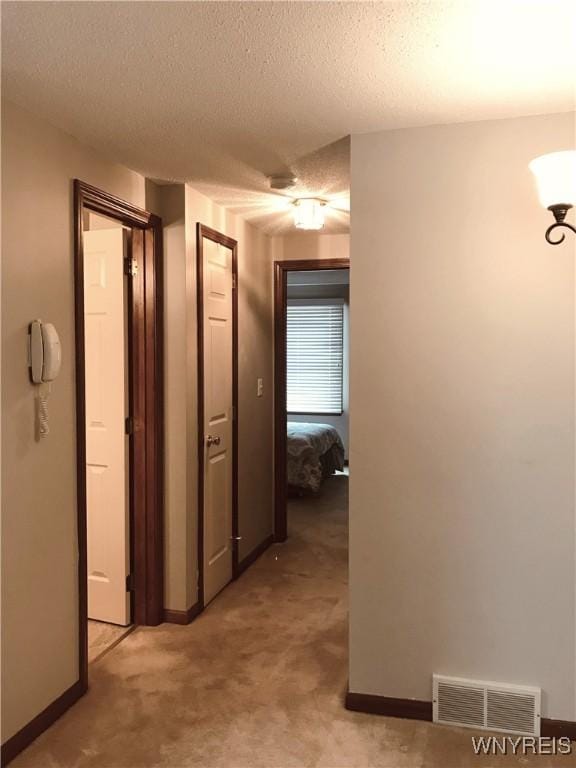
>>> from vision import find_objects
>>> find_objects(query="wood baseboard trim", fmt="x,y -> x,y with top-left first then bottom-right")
541,718 -> 576,741
345,691 -> 432,722
164,534 -> 273,624
345,691 -> 576,741
1,679 -> 85,766
163,601 -> 202,626
236,534 -> 273,577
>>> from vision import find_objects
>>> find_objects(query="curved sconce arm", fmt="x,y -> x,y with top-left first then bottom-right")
545,204 -> 576,245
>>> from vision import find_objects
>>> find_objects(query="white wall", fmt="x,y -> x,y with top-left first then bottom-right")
349,112 -> 576,720
1,100 -> 146,742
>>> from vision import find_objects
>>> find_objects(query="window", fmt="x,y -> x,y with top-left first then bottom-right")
287,301 -> 344,414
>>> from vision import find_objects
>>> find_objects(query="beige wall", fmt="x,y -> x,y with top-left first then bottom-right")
1,103 -> 277,742
1,100 -> 146,741
234,214 -> 276,559
349,112 -> 576,720
155,207 -> 351,611
185,188 -> 275,576
145,183 -> 276,612
1,100 -> 351,743
128,182 -> 277,611
145,183 -> 193,611
271,232 -> 349,263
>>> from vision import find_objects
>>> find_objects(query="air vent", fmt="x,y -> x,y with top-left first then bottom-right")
486,689 -> 537,735
433,675 -> 540,736
437,681 -> 484,728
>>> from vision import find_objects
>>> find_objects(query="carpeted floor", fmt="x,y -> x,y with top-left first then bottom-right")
12,474 -> 570,767
88,621 -> 134,664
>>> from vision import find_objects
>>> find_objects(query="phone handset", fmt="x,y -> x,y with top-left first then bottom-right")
29,320 -> 61,384
28,320 -> 62,438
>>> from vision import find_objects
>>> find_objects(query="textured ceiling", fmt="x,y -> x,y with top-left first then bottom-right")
3,1 -> 575,233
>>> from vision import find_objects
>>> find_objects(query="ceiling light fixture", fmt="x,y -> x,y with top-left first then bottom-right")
529,150 -> 576,245
293,198 -> 326,230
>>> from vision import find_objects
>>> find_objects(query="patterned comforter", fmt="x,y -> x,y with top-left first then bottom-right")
287,422 -> 345,494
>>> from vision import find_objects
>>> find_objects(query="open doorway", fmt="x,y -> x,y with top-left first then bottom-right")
74,181 -> 164,686
274,258 -> 350,542
82,212 -> 134,661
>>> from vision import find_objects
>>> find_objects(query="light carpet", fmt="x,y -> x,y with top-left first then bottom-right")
88,621 -> 134,664
12,475 -> 568,767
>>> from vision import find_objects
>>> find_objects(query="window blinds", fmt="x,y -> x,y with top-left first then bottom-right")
286,303 -> 344,414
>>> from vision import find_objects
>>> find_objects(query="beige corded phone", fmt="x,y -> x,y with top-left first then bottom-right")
28,320 -> 62,438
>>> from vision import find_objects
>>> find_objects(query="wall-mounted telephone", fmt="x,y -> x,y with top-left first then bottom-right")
29,320 -> 61,384
28,320 -> 62,438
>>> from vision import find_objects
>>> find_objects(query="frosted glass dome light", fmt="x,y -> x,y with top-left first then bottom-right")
529,150 -> 576,245
529,150 -> 576,209
293,198 -> 326,230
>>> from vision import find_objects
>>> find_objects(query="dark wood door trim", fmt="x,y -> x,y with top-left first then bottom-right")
74,180 -> 164,688
76,181 -> 156,227
4,182 -> 165,765
196,223 -> 239,609
273,258 -> 350,542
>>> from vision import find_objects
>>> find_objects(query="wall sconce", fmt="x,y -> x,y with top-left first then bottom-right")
293,198 -> 326,230
529,150 -> 576,245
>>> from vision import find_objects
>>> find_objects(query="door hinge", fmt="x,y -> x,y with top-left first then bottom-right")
232,273 -> 237,290
125,416 -> 134,435
124,257 -> 139,277
231,405 -> 236,421
126,573 -> 135,592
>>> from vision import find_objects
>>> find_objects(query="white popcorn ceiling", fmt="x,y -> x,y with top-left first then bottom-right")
3,1 -> 575,233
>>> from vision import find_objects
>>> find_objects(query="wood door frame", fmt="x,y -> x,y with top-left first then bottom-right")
196,223 -> 239,608
74,180 -> 164,693
273,258 -> 350,541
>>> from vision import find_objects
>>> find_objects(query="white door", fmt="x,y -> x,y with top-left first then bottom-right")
202,235 -> 234,605
84,228 -> 130,625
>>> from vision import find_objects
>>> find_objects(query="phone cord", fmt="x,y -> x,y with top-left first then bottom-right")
38,390 -> 49,438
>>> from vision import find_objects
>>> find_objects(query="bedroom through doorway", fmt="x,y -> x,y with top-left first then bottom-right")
274,259 -> 350,554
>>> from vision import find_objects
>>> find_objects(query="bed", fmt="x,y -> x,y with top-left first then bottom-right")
287,422 -> 345,494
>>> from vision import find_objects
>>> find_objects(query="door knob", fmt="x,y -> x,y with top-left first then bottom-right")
206,435 -> 221,447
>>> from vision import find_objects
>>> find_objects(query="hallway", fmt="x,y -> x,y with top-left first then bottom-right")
11,475 -> 565,767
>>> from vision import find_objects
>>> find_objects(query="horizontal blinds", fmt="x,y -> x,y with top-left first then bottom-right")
287,304 -> 344,414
